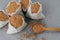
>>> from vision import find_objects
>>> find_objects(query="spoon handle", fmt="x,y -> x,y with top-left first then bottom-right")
45,28 -> 60,31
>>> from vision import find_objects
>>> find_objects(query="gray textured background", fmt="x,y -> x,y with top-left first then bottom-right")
0,0 -> 60,40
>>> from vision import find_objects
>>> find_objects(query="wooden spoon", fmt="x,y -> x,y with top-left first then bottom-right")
30,22 -> 60,33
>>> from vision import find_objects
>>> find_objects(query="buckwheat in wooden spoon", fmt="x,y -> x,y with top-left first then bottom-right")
29,22 -> 60,33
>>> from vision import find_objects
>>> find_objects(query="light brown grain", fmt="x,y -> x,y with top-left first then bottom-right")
30,22 -> 44,33
21,0 -> 29,10
31,3 -> 40,13
10,15 -> 23,29
0,11 -> 9,21
6,1 -> 19,13
22,33 -> 37,38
